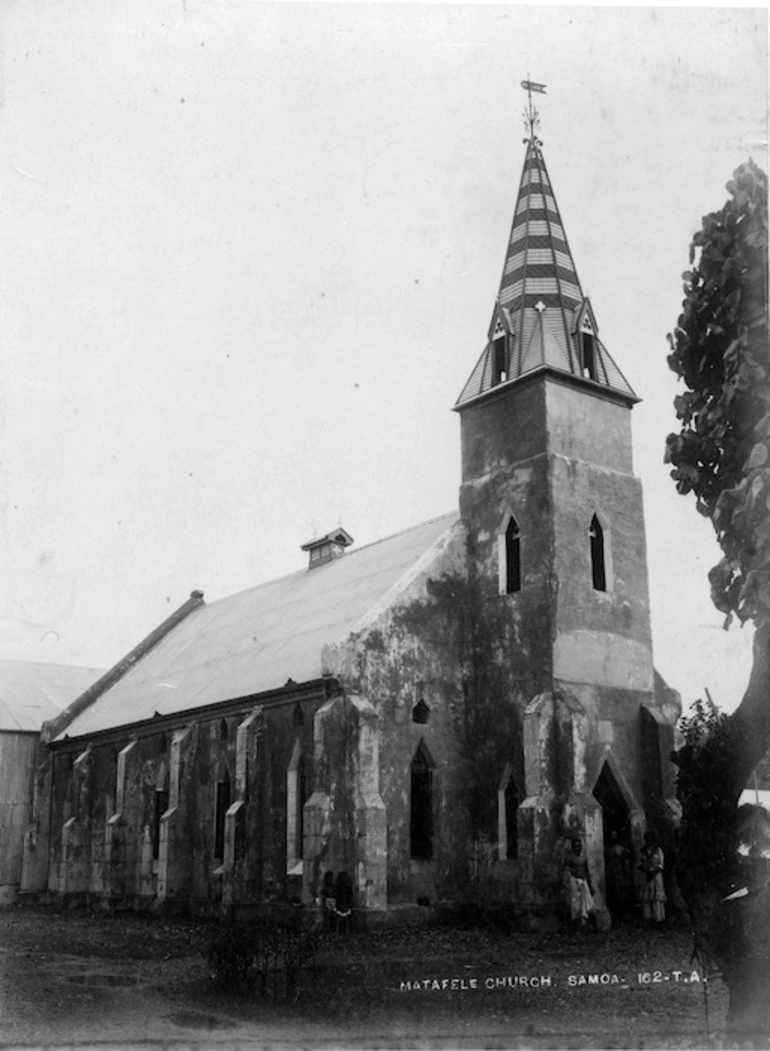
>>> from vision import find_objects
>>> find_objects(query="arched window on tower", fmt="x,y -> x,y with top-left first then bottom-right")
505,518 -> 521,593
589,514 -> 607,592
410,743 -> 434,860
498,514 -> 521,595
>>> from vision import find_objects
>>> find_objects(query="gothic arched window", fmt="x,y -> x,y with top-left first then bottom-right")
589,514 -> 607,592
497,764 -> 520,861
498,514 -> 522,595
214,768 -> 231,861
153,787 -> 169,860
505,517 -> 521,594
410,743 -> 434,860
286,741 -> 309,871
297,756 -> 307,860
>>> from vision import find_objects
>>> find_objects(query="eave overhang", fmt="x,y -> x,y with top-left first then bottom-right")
49,676 -> 340,750
452,364 -> 641,414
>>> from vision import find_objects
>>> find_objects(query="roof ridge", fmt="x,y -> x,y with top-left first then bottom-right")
203,510 -> 460,609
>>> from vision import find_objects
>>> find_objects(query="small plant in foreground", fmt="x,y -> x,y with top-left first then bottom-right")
206,908 -> 324,1001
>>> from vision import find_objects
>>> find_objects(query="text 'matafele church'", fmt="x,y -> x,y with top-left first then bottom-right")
21,91 -> 681,921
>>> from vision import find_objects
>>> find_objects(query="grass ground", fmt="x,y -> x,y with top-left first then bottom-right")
0,904 -> 736,1048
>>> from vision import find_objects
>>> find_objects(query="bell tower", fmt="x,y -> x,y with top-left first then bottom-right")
454,95 -> 667,907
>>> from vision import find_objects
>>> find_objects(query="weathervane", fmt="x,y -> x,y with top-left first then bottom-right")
521,78 -> 547,144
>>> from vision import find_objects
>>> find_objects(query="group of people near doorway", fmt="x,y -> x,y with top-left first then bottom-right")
563,831 -> 667,928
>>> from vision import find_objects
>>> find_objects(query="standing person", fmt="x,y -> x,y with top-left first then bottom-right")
564,837 -> 595,928
334,871 -> 354,934
639,830 -> 666,925
321,871 -> 336,932
604,830 -> 632,921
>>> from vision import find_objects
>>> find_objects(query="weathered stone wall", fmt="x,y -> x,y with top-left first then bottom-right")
42,693 -> 325,910
21,743 -> 53,895
324,522 -> 489,908
0,732 -> 39,900
456,374 -> 679,910
303,693 -> 387,910
31,369 -> 681,920
544,378 -> 634,474
458,380 -> 557,706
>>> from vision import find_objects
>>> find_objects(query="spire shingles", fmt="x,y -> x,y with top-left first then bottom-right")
456,139 -> 637,408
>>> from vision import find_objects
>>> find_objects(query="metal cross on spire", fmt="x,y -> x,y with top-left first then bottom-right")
521,78 -> 547,143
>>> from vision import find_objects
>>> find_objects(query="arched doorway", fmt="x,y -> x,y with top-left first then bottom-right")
593,761 -> 634,921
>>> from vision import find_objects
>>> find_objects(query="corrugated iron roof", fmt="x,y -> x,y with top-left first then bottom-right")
0,661 -> 104,732
57,512 -> 461,740
455,138 -> 637,408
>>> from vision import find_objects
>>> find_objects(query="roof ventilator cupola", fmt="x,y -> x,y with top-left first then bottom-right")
301,528 -> 354,569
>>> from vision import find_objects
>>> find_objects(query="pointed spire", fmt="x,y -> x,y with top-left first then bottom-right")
455,129 -> 637,409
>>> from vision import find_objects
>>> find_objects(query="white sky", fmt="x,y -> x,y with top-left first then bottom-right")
0,3 -> 766,715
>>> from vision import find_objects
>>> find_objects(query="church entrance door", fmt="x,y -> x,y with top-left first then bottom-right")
592,762 -> 634,921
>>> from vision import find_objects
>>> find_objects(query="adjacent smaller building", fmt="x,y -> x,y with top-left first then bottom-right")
0,661 -> 102,903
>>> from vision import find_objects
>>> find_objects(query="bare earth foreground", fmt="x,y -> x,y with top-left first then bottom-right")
0,904 -> 740,1049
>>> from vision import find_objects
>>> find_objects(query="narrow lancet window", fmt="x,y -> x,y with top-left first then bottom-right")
297,755 -> 307,860
214,769 -> 231,860
589,514 -> 607,591
504,779 -> 519,859
505,517 -> 521,594
410,744 -> 433,860
153,788 -> 169,860
287,742 -> 308,870
497,764 -> 520,861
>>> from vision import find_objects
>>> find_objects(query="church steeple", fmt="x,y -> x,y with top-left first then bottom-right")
455,133 -> 637,408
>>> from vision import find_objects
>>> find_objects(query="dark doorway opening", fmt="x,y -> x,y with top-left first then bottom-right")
593,762 -> 634,921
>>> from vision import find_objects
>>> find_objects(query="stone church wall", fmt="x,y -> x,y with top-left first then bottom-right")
0,732 -> 40,902
41,692 -> 327,911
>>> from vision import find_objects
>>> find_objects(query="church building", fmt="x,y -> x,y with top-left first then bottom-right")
21,113 -> 681,921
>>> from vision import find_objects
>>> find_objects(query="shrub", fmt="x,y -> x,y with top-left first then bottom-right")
207,924 -> 255,989
206,908 -> 324,1000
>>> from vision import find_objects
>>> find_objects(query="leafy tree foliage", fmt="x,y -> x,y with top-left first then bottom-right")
666,159 -> 769,630
666,160 -> 770,1038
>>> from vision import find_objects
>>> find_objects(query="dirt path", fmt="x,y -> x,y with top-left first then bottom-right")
0,906 -> 733,1048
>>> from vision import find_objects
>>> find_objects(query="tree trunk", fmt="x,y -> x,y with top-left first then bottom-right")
676,624 -> 770,1043
724,886 -> 770,1043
